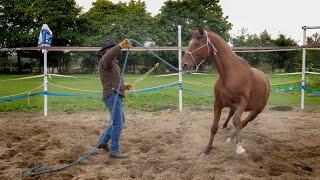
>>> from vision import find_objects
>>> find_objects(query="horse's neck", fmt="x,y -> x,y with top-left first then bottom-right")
207,32 -> 238,80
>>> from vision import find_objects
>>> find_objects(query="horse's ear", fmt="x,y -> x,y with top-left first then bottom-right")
188,29 -> 196,35
198,28 -> 205,35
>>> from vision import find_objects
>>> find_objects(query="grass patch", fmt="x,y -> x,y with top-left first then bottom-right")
0,73 -> 319,112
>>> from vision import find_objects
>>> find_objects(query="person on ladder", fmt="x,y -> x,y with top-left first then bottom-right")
97,38 -> 133,158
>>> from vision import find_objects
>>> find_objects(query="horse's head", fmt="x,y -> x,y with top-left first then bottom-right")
182,28 -> 215,72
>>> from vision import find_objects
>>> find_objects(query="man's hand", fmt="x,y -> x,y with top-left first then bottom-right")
124,83 -> 133,90
119,39 -> 132,49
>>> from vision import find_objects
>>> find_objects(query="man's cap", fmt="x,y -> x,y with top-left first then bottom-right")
98,40 -> 117,53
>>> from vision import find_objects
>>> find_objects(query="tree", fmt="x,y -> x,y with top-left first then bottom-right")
35,0 -> 85,73
231,30 -> 299,72
306,33 -> 320,69
81,0 -> 153,45
274,34 -> 299,71
0,0 -> 39,72
154,0 -> 232,46
231,30 -> 275,70
79,0 -> 154,73
0,0 -> 85,73
150,0 -> 232,72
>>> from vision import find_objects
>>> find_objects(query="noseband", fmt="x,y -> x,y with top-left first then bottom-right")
184,31 -> 218,72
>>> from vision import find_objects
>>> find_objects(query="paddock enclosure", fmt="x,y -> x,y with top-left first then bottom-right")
1,24 -> 320,180
0,109 -> 320,179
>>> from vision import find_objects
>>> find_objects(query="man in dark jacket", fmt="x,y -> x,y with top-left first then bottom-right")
97,39 -> 132,158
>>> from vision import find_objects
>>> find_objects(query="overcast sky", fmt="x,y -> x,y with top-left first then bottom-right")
76,0 -> 320,44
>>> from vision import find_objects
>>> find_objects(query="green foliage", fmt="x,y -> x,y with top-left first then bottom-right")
154,0 -> 232,46
81,0 -> 153,45
77,52 -> 99,74
232,30 -> 275,70
0,0 -> 86,73
2,0 -> 314,74
147,0 -> 232,73
307,33 -> 320,69
274,34 -> 300,71
231,29 -> 300,72
79,0 -> 157,73
1,0 -> 232,74
0,0 -> 83,46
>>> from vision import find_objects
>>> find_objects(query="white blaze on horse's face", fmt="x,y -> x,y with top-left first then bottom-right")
189,39 -> 194,46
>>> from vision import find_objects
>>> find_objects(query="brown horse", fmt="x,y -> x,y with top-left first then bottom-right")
182,28 -> 270,155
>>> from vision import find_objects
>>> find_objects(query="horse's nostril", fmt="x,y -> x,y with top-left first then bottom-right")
183,64 -> 187,67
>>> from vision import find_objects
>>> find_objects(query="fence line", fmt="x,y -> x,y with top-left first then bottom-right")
270,80 -> 301,86
0,75 -> 44,82
2,45 -> 320,52
272,71 -> 320,76
49,83 -> 101,93
307,71 -> 320,75
183,81 -> 213,86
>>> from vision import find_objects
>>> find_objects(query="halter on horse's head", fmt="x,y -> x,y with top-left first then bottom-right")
182,28 -> 217,72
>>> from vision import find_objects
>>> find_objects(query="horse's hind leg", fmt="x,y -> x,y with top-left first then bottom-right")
230,97 -> 247,154
204,101 -> 222,155
223,108 -> 235,129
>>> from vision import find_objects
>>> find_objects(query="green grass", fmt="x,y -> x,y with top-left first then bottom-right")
0,73 -> 319,112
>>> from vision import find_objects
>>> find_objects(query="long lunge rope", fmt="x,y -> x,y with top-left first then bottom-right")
25,49 -> 131,178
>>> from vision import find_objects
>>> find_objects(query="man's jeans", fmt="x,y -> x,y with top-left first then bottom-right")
97,93 -> 125,153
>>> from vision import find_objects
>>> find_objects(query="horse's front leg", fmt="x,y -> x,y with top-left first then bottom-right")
204,100 -> 222,155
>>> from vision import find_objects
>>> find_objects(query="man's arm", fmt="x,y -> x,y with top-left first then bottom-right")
101,39 -> 132,69
101,45 -> 122,69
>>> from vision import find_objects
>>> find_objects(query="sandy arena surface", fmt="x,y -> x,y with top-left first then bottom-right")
0,109 -> 320,180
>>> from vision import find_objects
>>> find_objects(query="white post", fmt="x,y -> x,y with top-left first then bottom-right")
178,25 -> 183,112
301,27 -> 307,110
43,49 -> 48,116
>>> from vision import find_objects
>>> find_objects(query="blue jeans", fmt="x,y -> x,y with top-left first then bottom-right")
97,93 -> 125,153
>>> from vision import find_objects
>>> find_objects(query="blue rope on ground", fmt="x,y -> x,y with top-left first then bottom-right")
270,86 -> 302,93
270,85 -> 320,94
0,92 -> 44,102
27,147 -> 97,177
2,85 -> 320,103
1,83 -> 180,103
2,85 -> 320,104
302,86 -> 320,95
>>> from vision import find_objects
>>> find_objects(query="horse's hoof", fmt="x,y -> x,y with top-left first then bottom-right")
236,144 -> 246,155
226,138 -> 232,143
222,123 -> 228,129
204,148 -> 212,155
